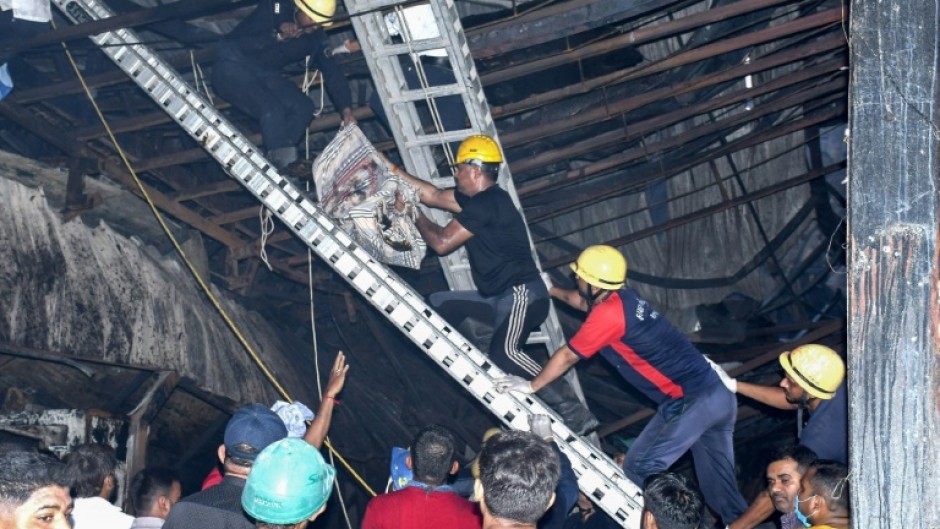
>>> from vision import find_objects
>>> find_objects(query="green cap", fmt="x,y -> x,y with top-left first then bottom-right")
241,438 -> 335,524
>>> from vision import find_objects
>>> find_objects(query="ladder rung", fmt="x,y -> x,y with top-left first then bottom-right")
526,332 -> 552,345
403,130 -> 472,148
390,84 -> 466,103
346,0 -> 404,14
371,40 -> 450,58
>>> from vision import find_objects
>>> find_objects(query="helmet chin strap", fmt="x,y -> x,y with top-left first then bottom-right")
578,284 -> 608,311
795,391 -> 816,437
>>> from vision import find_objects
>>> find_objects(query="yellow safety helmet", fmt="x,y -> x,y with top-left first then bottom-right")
570,245 -> 627,290
779,344 -> 845,400
295,0 -> 336,27
456,135 -> 503,165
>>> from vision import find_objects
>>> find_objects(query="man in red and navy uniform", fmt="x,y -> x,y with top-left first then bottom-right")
496,245 -> 747,526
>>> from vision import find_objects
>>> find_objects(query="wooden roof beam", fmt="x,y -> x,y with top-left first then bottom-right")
525,82 -> 846,223
537,159 -> 846,270
0,99 -> 312,285
481,0 -> 795,86
465,0 -> 683,59
527,97 -> 845,231
512,40 -> 846,182
498,8 -> 844,146
0,0 -> 255,59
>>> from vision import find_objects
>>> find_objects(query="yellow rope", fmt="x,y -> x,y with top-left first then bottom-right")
57,38 -> 377,498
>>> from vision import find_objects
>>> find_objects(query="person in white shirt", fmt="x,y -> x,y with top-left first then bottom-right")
63,443 -> 134,529
128,467 -> 182,529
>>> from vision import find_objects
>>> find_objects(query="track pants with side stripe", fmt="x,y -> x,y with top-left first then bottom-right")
428,278 -> 549,377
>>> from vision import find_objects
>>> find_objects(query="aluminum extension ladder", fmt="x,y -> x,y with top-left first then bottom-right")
345,0 -> 571,359
50,0 -> 644,526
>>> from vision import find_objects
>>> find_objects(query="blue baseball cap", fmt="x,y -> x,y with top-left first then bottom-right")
224,404 -> 288,461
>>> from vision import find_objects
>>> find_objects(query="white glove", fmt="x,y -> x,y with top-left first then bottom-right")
529,414 -> 553,440
541,271 -> 553,290
328,42 -> 352,57
704,356 -> 737,393
495,375 -> 534,394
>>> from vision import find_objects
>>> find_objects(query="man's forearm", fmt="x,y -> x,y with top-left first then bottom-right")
415,211 -> 452,255
736,381 -> 797,410
303,396 -> 337,449
728,491 -> 775,529
550,287 -> 587,311
531,346 -> 580,392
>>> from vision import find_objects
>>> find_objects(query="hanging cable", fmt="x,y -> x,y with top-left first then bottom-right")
190,50 -> 214,105
309,249 -> 354,528
56,34 -> 376,498
258,207 -> 275,272
393,4 -> 455,167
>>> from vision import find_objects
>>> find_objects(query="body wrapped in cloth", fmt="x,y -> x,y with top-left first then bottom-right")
313,125 -> 425,269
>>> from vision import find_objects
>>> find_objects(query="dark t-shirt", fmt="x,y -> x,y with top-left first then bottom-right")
454,185 -> 539,296
567,288 -> 719,405
162,476 -> 252,529
215,0 -> 352,110
800,381 -> 848,464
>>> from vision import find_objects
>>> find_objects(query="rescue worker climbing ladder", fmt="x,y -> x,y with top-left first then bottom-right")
496,245 -> 749,526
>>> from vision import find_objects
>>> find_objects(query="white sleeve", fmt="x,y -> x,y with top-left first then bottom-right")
11,0 -> 52,22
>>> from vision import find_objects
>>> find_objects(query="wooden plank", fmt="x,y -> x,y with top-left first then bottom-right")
499,8 -> 844,147
124,371 -> 179,504
169,180 -> 242,202
481,0 -> 794,86
10,48 -> 214,105
528,102 -> 844,227
539,161 -> 845,270
847,0 -> 940,526
0,0 -> 255,58
210,206 -> 262,226
464,0 -> 681,59
517,69 -> 846,199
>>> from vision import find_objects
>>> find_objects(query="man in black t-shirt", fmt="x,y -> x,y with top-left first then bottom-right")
393,135 -> 596,434
211,0 -> 355,170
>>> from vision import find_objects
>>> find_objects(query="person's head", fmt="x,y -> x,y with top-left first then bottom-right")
293,0 -> 335,27
128,466 -> 181,519
475,431 -> 559,527
0,450 -> 72,529
471,427 -> 503,479
454,135 -> 502,194
242,438 -> 335,529
570,245 -> 627,307
797,461 -> 850,526
220,404 -> 289,476
62,443 -> 119,500
409,425 -> 458,486
778,344 -> 845,409
766,445 -> 817,514
641,473 -> 705,529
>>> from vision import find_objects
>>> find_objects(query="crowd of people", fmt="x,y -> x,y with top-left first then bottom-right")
0,416 -> 849,529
